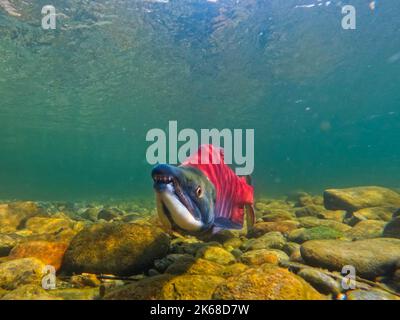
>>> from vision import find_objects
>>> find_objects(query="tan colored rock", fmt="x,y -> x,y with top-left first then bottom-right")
301,238 -> 400,279
345,220 -> 385,240
324,186 -> 400,212
104,274 -> 224,300
0,285 -> 61,300
165,257 -> 225,276
249,221 -> 299,237
62,223 -> 170,276
213,265 -> 325,300
0,258 -> 46,290
195,246 -> 236,265
240,249 -> 288,265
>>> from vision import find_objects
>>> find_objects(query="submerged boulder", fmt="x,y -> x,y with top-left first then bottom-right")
9,241 -> 68,271
241,231 -> 286,251
212,264 -> 325,300
288,226 -> 343,244
248,221 -> 299,237
0,258 -> 46,290
345,220 -> 385,240
104,274 -> 224,300
62,223 -> 170,276
301,238 -> 400,279
383,216 -> 400,239
324,186 -> 400,212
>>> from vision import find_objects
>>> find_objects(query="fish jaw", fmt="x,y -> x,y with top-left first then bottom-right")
152,164 -> 205,232
155,183 -> 203,232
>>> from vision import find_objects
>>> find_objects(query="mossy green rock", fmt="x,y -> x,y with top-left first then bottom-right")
242,231 -> 286,251
345,220 -> 385,240
324,186 -> 400,212
62,223 -> 170,276
301,238 -> 400,279
288,226 -> 343,243
249,221 -> 299,237
297,217 -> 351,232
212,265 -> 325,300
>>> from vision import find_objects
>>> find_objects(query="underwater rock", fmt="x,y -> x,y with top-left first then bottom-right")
70,273 -> 101,288
165,257 -> 225,276
0,234 -> 22,257
25,217 -> 74,235
195,246 -> 236,265
154,254 -> 193,273
283,242 -> 301,256
222,237 -> 243,250
288,226 -> 343,244
346,288 -> 400,300
0,285 -> 60,300
383,216 -> 400,239
9,241 -> 68,271
324,186 -> 400,212
169,237 -> 208,255
47,287 -> 100,300
212,264 -> 325,300
104,274 -> 225,300
0,202 -> 46,233
241,231 -> 286,251
349,207 -> 398,225
240,249 -> 289,266
220,263 -> 249,278
260,209 -> 296,222
97,208 -> 124,221
301,238 -> 400,279
81,207 -> 100,222
0,258 -> 45,290
294,205 -> 327,218
248,221 -> 299,237
62,223 -> 170,276
294,194 -> 324,207
297,268 -> 342,296
344,220 -> 385,240
256,200 -> 294,213
297,217 -> 351,232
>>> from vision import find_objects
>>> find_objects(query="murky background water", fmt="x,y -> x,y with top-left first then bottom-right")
0,0 -> 399,201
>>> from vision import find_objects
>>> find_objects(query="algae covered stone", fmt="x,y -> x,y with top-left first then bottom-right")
104,274 -> 224,300
249,221 -> 299,237
288,226 -> 343,243
324,186 -> 400,211
345,220 -> 385,240
62,222 -> 170,276
242,231 -> 286,251
0,258 -> 46,290
301,238 -> 400,279
240,249 -> 289,265
212,265 -> 325,300
195,245 -> 236,265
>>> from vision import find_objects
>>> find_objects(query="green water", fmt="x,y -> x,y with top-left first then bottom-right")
0,0 -> 399,201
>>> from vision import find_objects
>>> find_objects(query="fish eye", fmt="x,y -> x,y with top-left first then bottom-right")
195,186 -> 203,198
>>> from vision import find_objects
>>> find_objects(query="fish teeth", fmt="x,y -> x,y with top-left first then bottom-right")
153,175 -> 173,183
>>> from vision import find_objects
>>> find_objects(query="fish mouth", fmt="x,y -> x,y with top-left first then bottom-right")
152,168 -> 202,232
